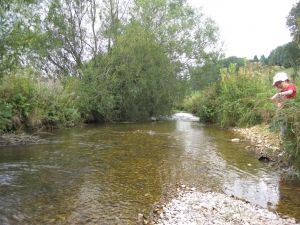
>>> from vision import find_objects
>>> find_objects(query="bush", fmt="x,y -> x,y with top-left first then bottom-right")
0,72 -> 85,133
181,91 -> 202,114
0,73 -> 39,131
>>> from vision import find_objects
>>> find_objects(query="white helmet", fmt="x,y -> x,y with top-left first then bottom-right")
273,72 -> 289,86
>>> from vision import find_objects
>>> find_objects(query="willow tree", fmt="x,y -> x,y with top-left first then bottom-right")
28,0 -> 131,77
130,0 -> 224,80
81,23 -> 180,121
0,0 -> 38,78
79,0 -> 223,120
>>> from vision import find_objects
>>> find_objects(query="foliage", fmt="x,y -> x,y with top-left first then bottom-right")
181,91 -> 202,114
0,0 -> 224,128
0,0 -> 38,77
34,78 -> 83,129
218,56 -> 245,71
271,98 -> 300,172
187,62 -> 281,127
0,71 -> 84,133
286,1 -> 300,44
0,100 -> 13,133
189,61 -> 223,91
81,23 -> 184,121
0,72 -> 38,131
131,0 -> 224,75
268,42 -> 300,72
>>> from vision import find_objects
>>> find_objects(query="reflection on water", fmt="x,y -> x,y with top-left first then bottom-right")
0,118 -> 299,224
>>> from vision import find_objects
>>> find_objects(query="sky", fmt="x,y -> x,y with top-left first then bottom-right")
189,0 -> 298,59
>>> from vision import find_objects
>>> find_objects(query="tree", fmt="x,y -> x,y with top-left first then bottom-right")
130,0 -> 224,77
259,55 -> 267,65
287,1 -> 300,44
28,0 -> 133,77
0,0 -> 38,78
284,41 -> 300,79
29,0 -> 93,77
81,23 -> 183,121
267,42 -> 300,71
189,62 -> 222,91
219,56 -> 245,70
253,55 -> 259,62
268,46 -> 284,67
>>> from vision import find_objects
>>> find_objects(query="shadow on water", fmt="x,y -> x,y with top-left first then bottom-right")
0,114 -> 299,224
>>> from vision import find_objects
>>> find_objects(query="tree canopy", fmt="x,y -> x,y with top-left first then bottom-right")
287,1 -> 300,44
0,0 -> 223,121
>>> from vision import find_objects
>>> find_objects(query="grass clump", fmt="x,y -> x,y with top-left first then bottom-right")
189,62 -> 280,127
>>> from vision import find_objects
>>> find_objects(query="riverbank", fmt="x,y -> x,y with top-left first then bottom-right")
229,124 -> 291,170
229,123 -> 281,155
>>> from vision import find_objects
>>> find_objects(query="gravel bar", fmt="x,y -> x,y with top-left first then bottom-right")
149,186 -> 299,225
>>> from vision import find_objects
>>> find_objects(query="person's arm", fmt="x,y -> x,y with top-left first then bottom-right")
270,90 -> 293,101
280,89 -> 293,96
270,93 -> 280,101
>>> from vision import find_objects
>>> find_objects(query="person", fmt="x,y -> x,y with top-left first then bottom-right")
270,72 -> 297,135
270,72 -> 297,107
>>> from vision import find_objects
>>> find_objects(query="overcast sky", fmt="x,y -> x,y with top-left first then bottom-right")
189,0 -> 298,59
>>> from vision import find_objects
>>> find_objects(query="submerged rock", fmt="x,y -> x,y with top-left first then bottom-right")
230,138 -> 240,142
258,156 -> 271,162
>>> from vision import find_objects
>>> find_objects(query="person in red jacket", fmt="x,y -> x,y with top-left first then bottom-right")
270,72 -> 297,136
270,72 -> 297,108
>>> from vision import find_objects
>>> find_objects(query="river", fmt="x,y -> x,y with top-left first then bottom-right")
0,113 -> 299,224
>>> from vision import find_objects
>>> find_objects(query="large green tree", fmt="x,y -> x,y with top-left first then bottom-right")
131,0 -> 224,77
81,24 -> 182,121
0,0 -> 38,78
287,1 -> 300,44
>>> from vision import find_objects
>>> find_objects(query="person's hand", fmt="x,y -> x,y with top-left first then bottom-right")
270,93 -> 278,101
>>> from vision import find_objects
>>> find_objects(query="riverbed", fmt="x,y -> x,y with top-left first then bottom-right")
0,113 -> 299,224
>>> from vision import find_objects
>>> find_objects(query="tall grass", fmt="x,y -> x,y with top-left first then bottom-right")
191,62 -> 281,127
272,98 -> 300,176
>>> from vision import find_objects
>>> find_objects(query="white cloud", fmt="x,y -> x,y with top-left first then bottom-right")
189,0 -> 297,59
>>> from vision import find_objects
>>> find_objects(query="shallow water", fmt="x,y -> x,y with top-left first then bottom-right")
0,115 -> 299,224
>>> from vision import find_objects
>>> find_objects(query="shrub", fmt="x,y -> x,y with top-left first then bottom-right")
182,91 -> 202,114
0,73 -> 38,131
0,72 -> 85,133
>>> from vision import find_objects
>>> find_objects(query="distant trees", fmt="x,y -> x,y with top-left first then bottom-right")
220,56 -> 244,69
259,55 -> 267,65
253,55 -> 259,62
268,42 -> 300,78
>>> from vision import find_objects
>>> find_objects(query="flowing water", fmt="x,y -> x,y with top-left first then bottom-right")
0,113 -> 299,224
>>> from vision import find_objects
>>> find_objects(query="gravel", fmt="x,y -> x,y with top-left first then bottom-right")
149,185 -> 299,225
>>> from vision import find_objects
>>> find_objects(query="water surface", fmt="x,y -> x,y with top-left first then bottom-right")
0,116 -> 299,224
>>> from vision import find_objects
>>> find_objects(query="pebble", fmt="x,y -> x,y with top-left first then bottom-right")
151,188 -> 299,225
